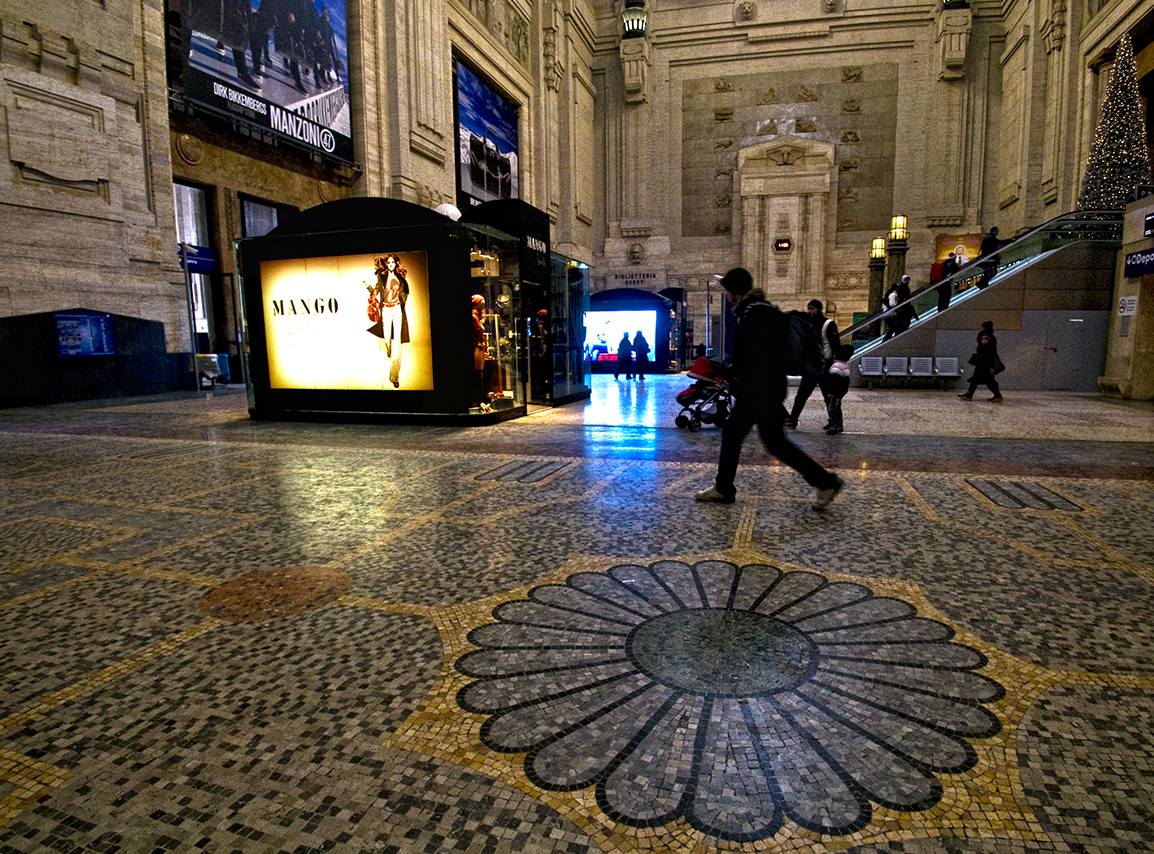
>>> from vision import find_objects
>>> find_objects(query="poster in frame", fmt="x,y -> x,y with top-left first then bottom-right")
172,0 -> 354,164
455,60 -> 520,208
259,251 -> 434,391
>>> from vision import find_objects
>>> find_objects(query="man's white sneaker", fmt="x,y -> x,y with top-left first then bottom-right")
813,476 -> 844,510
695,486 -> 735,504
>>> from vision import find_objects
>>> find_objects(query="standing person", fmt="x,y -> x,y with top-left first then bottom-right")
893,275 -> 919,335
632,331 -> 651,380
937,252 -> 959,314
785,299 -> 838,429
823,343 -> 853,435
959,320 -> 1004,402
977,227 -> 1002,289
694,268 -> 843,509
882,283 -> 900,341
614,332 -> 634,380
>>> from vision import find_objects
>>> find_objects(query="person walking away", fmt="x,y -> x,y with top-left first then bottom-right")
822,343 -> 853,434
937,252 -> 959,314
615,332 -> 634,380
893,275 -> 919,335
694,268 -> 844,510
959,320 -> 1004,401
785,299 -> 838,429
977,227 -> 1002,289
632,331 -> 651,380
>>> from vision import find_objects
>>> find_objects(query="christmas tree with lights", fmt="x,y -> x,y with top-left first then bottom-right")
1077,33 -> 1152,211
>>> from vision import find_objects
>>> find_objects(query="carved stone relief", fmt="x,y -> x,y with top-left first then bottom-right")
715,107 -> 735,122
715,168 -> 734,179
842,67 -> 863,82
757,119 -> 778,136
757,88 -> 778,105
796,86 -> 819,102
842,99 -> 861,112
841,130 -> 860,143
737,1 -> 756,21
716,78 -> 733,92
715,195 -> 731,207
839,158 -> 859,172
936,7 -> 972,80
715,222 -> 731,234
795,117 -> 817,133
716,138 -> 734,149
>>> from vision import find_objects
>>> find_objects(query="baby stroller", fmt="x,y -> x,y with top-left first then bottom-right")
675,356 -> 733,432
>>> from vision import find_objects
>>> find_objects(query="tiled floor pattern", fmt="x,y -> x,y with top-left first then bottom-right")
1,386 -> 1153,853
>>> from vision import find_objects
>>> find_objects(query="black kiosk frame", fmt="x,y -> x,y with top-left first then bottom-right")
237,198 -> 525,423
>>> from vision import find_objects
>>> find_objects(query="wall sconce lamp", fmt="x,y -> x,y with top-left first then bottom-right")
889,215 -> 909,241
869,237 -> 886,259
622,0 -> 647,38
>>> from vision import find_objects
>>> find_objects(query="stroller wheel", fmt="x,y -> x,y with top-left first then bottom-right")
688,418 -> 702,432
675,414 -> 689,429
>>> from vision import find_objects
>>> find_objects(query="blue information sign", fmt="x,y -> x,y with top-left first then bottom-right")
55,313 -> 116,357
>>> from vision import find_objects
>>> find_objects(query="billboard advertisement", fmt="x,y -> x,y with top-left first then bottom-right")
455,61 -> 520,207
172,0 -> 353,163
259,251 -> 434,390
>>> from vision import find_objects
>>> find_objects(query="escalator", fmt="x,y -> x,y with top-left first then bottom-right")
839,210 -> 1124,354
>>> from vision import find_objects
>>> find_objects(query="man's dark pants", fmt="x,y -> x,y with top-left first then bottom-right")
714,398 -> 838,497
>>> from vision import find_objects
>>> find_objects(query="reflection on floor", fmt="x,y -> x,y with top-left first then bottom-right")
1,376 -> 1152,853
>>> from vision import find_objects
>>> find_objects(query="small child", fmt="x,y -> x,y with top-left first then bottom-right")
822,343 -> 853,435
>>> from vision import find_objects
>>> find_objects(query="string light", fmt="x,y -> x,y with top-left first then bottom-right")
1077,33 -> 1153,211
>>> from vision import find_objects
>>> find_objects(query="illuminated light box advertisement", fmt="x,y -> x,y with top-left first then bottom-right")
176,0 -> 354,163
260,251 -> 433,390
584,310 -> 656,361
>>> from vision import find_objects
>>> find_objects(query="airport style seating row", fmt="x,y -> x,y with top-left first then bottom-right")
857,356 -> 961,389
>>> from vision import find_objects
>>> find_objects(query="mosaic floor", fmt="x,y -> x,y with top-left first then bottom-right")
1,379 -> 1153,853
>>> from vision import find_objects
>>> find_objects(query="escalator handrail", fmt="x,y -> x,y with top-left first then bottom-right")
839,209 -> 1123,344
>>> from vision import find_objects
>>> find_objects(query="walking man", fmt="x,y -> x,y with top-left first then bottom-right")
785,299 -> 838,429
695,268 -> 844,510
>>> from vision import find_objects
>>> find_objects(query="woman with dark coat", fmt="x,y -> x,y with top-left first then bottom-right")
959,320 -> 1003,402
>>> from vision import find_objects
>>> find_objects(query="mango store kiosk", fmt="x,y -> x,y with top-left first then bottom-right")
237,198 -> 524,422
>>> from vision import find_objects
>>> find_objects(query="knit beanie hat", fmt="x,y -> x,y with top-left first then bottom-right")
719,268 -> 753,296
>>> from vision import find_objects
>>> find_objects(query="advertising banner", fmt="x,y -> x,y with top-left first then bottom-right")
455,61 -> 520,207
260,251 -> 434,390
175,0 -> 353,163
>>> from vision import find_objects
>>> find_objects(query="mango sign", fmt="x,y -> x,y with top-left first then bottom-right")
260,251 -> 433,390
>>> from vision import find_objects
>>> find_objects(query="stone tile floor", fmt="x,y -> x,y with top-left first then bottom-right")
1,377 -> 1152,853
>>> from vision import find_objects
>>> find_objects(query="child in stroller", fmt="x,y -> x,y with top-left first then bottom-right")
675,356 -> 733,431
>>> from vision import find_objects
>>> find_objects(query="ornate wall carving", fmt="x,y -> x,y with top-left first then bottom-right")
681,64 -> 898,239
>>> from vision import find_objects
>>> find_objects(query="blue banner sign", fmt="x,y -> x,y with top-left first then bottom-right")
1124,247 -> 1154,278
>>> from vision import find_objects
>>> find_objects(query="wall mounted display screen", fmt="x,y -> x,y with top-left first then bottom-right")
455,61 -> 520,207
259,251 -> 433,390
172,0 -> 353,163
584,310 -> 656,361
55,313 -> 116,358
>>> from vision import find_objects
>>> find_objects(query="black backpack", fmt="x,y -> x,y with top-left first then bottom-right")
783,311 -> 824,379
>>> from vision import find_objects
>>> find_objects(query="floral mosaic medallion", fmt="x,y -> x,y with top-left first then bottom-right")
456,560 -> 1004,842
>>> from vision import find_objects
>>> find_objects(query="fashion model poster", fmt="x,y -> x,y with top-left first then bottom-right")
174,0 -> 354,163
260,252 -> 433,390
